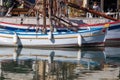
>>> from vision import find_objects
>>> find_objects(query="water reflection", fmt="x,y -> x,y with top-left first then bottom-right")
0,47 -> 119,80
105,47 -> 120,66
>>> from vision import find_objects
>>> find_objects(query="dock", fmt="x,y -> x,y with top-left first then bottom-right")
0,17 -> 109,25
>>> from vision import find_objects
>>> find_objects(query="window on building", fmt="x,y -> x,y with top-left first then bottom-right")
104,0 -> 117,12
88,0 -> 101,9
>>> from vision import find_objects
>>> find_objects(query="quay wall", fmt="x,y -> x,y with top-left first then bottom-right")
0,17 -> 109,25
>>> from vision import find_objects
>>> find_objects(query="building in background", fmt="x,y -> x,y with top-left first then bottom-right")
67,0 -> 120,17
85,0 -> 119,12
0,0 -> 119,17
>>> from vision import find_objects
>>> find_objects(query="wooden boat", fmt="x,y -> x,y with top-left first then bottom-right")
0,0 -> 110,47
67,2 -> 120,41
77,20 -> 120,40
0,26 -> 108,47
0,0 -> 119,42
0,18 -> 119,41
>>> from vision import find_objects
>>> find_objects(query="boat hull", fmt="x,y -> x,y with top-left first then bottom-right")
0,33 -> 79,48
0,28 -> 107,47
106,21 -> 120,40
0,19 -> 119,40
78,20 -> 120,40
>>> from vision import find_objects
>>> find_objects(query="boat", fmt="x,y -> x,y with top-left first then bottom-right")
0,17 -> 119,41
0,1 -> 112,47
0,25 -> 108,47
67,2 -> 120,41
77,20 -> 120,40
0,2 -> 119,41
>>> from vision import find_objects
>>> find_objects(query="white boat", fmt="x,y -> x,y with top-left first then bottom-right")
0,18 -> 119,41
0,0 -> 119,42
68,2 -> 120,41
77,20 -> 120,40
0,26 -> 107,47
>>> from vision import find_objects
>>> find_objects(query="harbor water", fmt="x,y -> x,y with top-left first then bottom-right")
0,46 -> 119,80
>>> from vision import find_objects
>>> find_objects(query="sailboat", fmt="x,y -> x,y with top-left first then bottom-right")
0,0 -> 109,47
0,25 -> 108,47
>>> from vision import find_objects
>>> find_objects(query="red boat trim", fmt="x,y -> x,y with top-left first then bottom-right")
0,21 -> 50,28
1,20 -> 120,28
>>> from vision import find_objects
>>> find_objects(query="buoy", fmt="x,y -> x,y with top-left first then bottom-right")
77,34 -> 82,47
13,32 -> 18,44
48,31 -> 53,40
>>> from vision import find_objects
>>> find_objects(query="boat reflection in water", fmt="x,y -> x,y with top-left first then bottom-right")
0,47 -> 119,80
105,47 -> 120,65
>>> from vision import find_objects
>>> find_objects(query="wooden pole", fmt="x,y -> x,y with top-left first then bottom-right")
49,0 -> 54,32
53,15 -> 72,26
52,15 -> 78,31
67,2 -> 119,21
43,0 -> 47,34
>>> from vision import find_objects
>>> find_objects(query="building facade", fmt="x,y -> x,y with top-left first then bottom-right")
83,0 -> 120,12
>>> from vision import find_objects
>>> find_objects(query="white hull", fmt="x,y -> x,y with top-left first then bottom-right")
0,33 -> 78,47
78,20 -> 120,40
0,27 -> 107,47
106,22 -> 120,40
0,18 -> 119,40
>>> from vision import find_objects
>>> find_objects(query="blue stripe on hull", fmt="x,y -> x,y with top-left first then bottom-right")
109,24 -> 120,30
0,26 -> 36,32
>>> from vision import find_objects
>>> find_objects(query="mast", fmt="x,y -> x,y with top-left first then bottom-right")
49,0 -> 54,32
43,0 -> 47,34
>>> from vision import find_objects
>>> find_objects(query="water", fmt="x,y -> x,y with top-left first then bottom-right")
0,47 -> 120,80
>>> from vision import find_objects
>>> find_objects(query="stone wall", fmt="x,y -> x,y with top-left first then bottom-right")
0,17 -> 109,25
